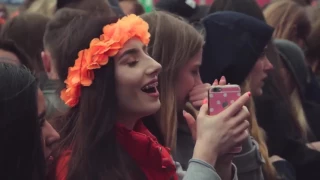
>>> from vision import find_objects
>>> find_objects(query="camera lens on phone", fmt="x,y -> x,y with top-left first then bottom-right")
212,88 -> 221,92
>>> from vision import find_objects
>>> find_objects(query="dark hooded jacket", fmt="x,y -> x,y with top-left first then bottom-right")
254,39 -> 320,180
177,11 -> 273,180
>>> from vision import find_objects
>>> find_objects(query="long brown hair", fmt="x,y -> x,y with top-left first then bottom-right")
264,1 -> 311,46
141,11 -> 204,150
56,15 -> 145,180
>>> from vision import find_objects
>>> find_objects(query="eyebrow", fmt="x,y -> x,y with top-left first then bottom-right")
118,48 -> 139,60
118,45 -> 147,60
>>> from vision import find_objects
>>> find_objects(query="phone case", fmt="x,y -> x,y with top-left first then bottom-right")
208,85 -> 241,116
208,85 -> 242,154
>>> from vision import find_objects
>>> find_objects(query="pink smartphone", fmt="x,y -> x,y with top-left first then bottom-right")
208,85 -> 242,153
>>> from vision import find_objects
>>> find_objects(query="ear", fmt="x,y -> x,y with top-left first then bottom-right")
41,51 -> 51,74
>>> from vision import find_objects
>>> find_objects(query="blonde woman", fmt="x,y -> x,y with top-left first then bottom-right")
141,11 -> 262,180
263,0 -> 311,50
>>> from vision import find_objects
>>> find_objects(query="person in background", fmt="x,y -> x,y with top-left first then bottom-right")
0,39 -> 61,175
55,0 -> 115,16
10,0 -> 35,17
26,0 -> 56,17
0,39 -> 33,68
209,0 -> 264,18
200,11 -> 279,180
42,8 -> 88,120
274,39 -> 318,141
306,5 -> 320,23
155,0 -> 209,23
305,20 -> 320,82
0,3 -> 8,26
271,0 -> 313,6
0,13 -> 50,89
107,0 -> 125,15
255,39 -> 320,180
53,13 -> 251,180
119,0 -> 145,15
264,0 -> 320,105
264,0 -> 310,51
0,63 -> 45,180
141,11 -> 252,180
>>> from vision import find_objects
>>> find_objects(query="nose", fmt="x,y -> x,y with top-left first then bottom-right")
146,57 -> 162,77
43,121 -> 60,148
264,57 -> 274,72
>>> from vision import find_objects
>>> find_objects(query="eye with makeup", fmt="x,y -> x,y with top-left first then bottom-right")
38,111 -> 46,128
191,67 -> 200,76
126,57 -> 139,67
259,51 -> 266,59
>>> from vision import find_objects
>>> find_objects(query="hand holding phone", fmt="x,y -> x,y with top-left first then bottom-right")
208,85 -> 243,153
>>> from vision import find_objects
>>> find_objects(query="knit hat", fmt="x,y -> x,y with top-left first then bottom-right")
200,11 -> 273,85
274,39 -> 309,96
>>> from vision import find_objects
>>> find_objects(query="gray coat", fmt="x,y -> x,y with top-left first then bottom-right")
176,120 -> 264,180
177,159 -> 238,180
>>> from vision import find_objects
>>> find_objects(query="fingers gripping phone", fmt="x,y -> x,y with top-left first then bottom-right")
208,85 -> 241,116
208,85 -> 243,153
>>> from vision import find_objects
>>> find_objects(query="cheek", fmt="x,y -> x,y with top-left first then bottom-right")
115,67 -> 142,109
175,72 -> 195,102
251,62 -> 264,79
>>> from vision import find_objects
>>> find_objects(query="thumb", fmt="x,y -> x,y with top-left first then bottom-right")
183,110 -> 197,141
198,102 -> 209,117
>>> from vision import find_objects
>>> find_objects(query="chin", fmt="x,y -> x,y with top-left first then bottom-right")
142,100 -> 161,117
253,88 -> 263,96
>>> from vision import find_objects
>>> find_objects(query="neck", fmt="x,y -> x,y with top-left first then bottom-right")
117,115 -> 140,130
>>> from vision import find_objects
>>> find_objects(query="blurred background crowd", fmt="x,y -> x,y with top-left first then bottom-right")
2,0 -> 320,180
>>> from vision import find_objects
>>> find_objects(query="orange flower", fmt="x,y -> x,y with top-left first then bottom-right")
61,14 -> 151,107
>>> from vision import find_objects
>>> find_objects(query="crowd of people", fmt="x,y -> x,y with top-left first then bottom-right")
1,0 -> 320,180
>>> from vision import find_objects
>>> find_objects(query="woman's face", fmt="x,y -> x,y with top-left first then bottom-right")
36,89 -> 60,162
115,38 -> 162,123
175,49 -> 203,109
248,49 -> 274,96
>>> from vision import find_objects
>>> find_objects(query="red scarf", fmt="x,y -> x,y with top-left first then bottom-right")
116,121 -> 178,180
55,122 -> 177,180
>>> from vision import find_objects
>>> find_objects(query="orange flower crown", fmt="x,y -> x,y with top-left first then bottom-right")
61,14 -> 151,107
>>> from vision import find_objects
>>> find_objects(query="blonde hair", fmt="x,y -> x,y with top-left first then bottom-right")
264,0 -> 311,44
141,11 -> 204,149
242,80 -> 278,180
26,0 -> 56,17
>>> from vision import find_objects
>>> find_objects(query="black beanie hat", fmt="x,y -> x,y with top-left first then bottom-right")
200,11 -> 274,85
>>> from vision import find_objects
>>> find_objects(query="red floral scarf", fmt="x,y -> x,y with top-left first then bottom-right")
116,121 -> 178,180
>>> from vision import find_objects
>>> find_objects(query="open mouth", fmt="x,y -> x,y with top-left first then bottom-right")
141,82 -> 158,94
